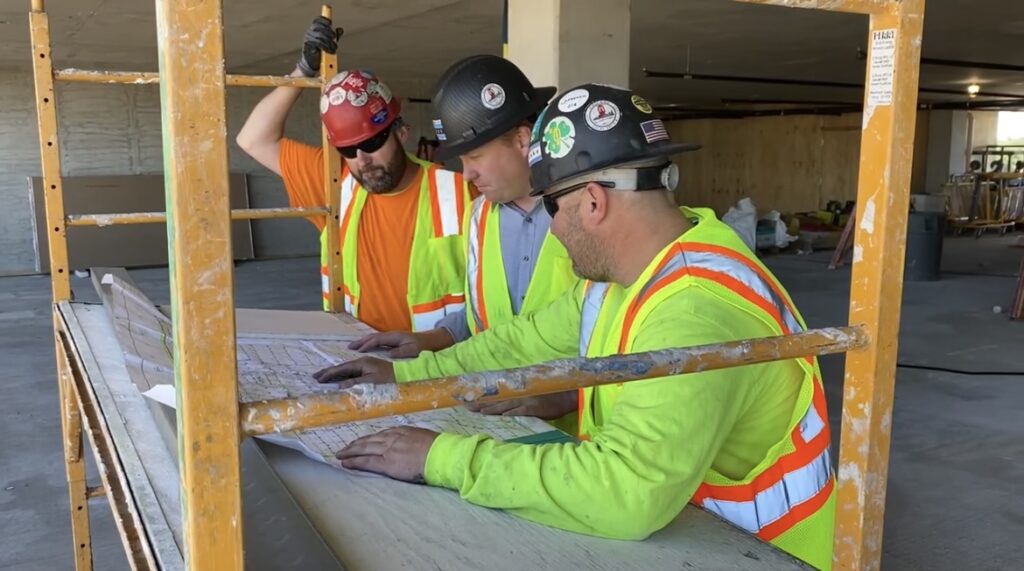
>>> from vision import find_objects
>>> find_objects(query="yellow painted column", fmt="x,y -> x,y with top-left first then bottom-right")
506,0 -> 630,91
836,3 -> 925,569
154,0 -> 244,568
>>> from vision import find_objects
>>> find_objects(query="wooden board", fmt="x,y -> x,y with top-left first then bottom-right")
666,111 -> 930,214
30,174 -> 255,272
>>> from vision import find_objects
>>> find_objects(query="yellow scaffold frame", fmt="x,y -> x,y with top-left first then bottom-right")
29,0 -> 924,569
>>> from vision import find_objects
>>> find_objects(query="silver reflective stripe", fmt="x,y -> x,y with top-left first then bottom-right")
339,174 -> 357,220
434,169 -> 461,237
465,197 -> 488,331
701,446 -> 833,534
677,250 -> 803,334
798,403 -> 826,443
412,299 -> 466,332
634,251 -> 689,301
579,281 -> 611,355
323,175 -> 357,300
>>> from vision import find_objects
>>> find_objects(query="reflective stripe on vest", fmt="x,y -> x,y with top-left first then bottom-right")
578,241 -> 834,542
578,281 -> 611,356
466,198 -> 491,332
465,197 -> 577,336
430,169 -> 462,238
320,164 -> 466,328
410,293 -> 466,332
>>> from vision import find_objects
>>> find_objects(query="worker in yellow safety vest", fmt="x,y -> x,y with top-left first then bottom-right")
346,55 -> 579,426
316,84 -> 836,570
236,16 -> 474,332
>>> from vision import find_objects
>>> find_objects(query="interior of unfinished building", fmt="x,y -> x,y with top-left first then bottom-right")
0,1 -> 1021,570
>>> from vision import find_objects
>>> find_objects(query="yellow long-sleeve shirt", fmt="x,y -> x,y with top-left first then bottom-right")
395,249 -> 804,541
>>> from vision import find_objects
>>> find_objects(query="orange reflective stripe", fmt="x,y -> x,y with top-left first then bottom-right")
617,243 -> 684,352
690,267 -> 790,332
473,205 -> 491,330
411,293 -> 466,314
693,381 -> 830,503
620,265 -> 790,355
756,476 -> 834,541
678,242 -> 800,321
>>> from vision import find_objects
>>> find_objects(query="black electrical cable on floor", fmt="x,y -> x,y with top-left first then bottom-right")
896,362 -> 1024,376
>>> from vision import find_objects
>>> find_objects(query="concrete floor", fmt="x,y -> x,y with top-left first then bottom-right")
1,234 -> 1021,570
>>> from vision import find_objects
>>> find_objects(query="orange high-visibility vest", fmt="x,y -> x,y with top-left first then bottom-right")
319,154 -> 472,331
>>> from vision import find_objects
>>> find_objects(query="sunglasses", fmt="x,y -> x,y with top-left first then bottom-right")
337,124 -> 392,159
542,181 -> 613,217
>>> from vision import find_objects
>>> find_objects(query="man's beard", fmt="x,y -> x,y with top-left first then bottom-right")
355,145 -> 407,193
562,207 -> 610,282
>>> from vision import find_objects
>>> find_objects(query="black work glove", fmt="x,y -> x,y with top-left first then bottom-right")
297,16 -> 343,77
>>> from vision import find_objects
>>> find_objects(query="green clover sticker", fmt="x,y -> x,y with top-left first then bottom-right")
543,116 -> 576,159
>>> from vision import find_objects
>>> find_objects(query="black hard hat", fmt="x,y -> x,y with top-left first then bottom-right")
528,84 -> 700,195
431,54 -> 556,161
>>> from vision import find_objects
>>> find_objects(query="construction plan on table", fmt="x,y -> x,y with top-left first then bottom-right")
98,272 -> 556,469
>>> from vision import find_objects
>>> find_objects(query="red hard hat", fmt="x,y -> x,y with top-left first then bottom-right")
319,70 -> 402,147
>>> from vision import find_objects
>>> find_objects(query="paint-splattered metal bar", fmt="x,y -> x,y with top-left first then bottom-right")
240,325 -> 868,437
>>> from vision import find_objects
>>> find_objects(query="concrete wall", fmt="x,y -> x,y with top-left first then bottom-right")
0,70 -> 435,276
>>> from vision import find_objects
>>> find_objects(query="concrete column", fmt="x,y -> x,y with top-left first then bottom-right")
506,0 -> 630,91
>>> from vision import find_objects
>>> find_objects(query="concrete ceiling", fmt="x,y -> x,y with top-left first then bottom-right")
1,0 -> 1022,110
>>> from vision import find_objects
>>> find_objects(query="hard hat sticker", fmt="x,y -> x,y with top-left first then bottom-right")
368,81 -> 392,103
543,116 -> 576,159
585,100 -> 620,131
528,142 -> 542,166
481,83 -> 506,110
631,94 -> 653,114
640,119 -> 669,143
327,71 -> 349,88
328,88 -> 347,106
348,90 -> 369,107
557,88 -> 590,113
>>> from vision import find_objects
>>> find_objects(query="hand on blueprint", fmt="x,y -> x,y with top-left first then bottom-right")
465,391 -> 578,420
335,426 -> 440,482
313,356 -> 395,389
347,328 -> 455,358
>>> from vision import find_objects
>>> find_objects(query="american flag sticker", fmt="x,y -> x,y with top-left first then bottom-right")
528,142 -> 542,166
640,119 -> 669,143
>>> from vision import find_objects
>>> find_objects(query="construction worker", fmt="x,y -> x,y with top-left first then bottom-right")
236,16 -> 474,332
317,84 -> 835,570
347,55 -> 579,423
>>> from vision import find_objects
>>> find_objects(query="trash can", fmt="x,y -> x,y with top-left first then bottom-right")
904,211 -> 945,281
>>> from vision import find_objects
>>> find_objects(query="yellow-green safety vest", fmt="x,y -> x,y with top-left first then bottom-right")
464,196 -> 578,334
464,196 -> 579,434
320,154 -> 473,331
577,208 -> 836,570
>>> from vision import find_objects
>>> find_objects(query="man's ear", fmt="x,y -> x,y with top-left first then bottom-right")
395,121 -> 412,145
513,125 -> 532,158
581,182 -> 610,226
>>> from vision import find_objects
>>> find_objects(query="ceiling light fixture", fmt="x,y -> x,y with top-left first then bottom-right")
967,84 -> 981,98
